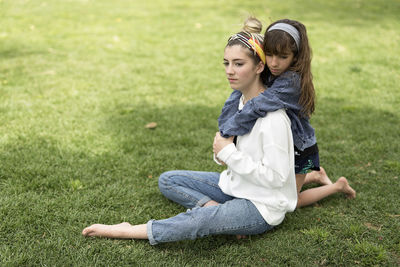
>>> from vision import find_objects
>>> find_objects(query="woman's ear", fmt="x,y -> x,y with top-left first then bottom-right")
256,61 -> 265,74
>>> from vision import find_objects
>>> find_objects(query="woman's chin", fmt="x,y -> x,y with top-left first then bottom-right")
229,85 -> 243,92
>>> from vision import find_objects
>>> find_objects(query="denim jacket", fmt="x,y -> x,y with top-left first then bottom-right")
218,71 -> 316,151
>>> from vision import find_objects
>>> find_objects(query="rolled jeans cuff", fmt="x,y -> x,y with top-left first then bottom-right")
196,196 -> 212,207
147,220 -> 158,245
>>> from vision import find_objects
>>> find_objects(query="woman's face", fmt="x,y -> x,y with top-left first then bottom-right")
223,45 -> 262,91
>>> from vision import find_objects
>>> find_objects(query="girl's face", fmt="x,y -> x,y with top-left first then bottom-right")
223,45 -> 263,92
265,51 -> 294,76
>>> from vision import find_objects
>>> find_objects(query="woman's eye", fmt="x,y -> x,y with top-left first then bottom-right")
223,62 -> 229,66
235,63 -> 243,66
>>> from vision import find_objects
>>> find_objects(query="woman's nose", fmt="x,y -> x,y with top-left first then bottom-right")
226,64 -> 234,74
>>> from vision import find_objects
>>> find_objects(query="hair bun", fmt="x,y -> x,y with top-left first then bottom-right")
242,17 -> 262,34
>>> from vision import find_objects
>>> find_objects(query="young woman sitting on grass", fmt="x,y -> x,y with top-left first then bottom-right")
217,18 -> 356,208
82,18 -> 298,244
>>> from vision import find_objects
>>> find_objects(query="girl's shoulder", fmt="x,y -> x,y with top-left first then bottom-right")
265,71 -> 300,94
268,71 -> 301,92
278,71 -> 301,83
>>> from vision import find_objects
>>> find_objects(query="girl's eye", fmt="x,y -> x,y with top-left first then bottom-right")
235,63 -> 243,66
223,62 -> 229,66
280,55 -> 288,59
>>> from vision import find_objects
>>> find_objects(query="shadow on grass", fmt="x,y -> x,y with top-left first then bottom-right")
0,98 -> 398,266
0,44 -> 47,59
101,101 -> 222,171
101,97 -> 400,175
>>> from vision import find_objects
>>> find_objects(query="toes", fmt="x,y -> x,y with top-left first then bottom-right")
347,189 -> 356,199
82,227 -> 92,236
82,224 -> 101,236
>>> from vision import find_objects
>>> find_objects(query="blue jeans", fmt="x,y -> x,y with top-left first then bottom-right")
146,170 -> 273,245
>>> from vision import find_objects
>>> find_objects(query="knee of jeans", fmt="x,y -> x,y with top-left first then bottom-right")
158,171 -> 175,192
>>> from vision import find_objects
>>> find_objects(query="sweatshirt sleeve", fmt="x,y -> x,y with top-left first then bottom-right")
217,112 -> 292,189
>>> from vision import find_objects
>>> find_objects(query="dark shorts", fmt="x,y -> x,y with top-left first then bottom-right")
294,143 -> 320,174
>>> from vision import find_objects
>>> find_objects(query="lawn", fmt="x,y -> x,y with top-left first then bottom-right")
1,0 -> 399,266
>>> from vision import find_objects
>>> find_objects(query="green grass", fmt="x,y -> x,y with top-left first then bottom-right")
1,0 -> 399,265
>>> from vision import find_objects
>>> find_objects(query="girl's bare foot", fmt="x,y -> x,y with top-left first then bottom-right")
82,222 -> 134,239
336,177 -> 356,199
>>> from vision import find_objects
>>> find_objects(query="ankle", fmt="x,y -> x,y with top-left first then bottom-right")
203,200 -> 219,207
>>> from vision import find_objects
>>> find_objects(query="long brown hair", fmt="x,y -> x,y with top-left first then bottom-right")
264,19 -> 315,117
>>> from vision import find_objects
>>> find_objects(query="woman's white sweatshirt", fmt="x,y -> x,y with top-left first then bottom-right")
217,99 -> 297,226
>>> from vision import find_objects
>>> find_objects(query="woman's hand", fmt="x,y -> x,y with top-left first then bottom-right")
213,132 -> 234,155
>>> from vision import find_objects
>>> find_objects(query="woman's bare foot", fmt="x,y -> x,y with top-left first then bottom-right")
336,177 -> 356,199
203,200 -> 219,207
82,222 -> 135,239
306,167 -> 333,185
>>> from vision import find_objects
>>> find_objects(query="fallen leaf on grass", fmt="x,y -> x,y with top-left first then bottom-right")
364,222 -> 382,231
145,122 -> 157,129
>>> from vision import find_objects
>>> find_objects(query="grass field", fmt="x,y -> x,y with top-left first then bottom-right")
1,0 -> 399,266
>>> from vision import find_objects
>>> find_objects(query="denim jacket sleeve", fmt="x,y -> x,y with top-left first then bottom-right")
218,90 -> 242,129
218,71 -> 302,138
252,71 -> 302,114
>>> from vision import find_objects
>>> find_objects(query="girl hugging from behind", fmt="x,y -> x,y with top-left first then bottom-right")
218,18 -> 355,207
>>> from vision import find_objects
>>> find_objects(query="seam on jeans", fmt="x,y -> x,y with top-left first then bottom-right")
213,221 -> 265,231
163,221 -> 269,242
207,221 -> 270,236
159,172 -> 221,205
162,172 -> 221,189
163,184 -> 200,204
159,177 -> 201,206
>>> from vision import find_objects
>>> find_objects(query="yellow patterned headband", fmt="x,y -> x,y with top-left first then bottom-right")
228,33 -> 266,64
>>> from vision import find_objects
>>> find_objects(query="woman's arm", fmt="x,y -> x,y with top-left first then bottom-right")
216,111 -> 293,189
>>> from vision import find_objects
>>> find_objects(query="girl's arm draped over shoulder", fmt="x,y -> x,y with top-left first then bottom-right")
218,71 -> 301,138
217,90 -> 242,128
